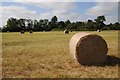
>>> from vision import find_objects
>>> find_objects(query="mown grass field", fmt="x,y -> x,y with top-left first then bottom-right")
2,31 -> 120,78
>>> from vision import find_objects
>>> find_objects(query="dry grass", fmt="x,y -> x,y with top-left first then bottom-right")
2,31 -> 120,78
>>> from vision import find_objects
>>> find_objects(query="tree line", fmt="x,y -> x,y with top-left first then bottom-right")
1,15 -> 120,32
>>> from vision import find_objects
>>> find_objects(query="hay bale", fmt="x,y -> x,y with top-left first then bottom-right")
64,30 -> 69,34
97,29 -> 101,32
69,32 -> 108,65
20,30 -> 25,34
29,30 -> 33,33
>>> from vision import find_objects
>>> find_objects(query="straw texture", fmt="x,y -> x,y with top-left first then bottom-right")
64,30 -> 69,34
69,32 -> 108,65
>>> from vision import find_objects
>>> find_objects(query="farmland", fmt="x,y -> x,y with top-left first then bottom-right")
2,31 -> 120,78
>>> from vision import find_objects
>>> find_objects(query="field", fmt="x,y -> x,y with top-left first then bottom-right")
2,31 -> 120,78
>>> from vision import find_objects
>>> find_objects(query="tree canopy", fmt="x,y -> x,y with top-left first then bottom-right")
2,15 -> 120,32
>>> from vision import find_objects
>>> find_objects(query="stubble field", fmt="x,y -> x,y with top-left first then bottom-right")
2,31 -> 120,78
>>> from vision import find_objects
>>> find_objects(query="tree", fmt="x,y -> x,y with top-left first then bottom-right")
0,27 -> 1,32
65,19 -> 71,29
37,19 -> 44,31
112,22 -> 120,30
58,21 -> 65,30
6,18 -> 21,32
94,16 -> 106,23
26,19 -> 34,31
18,18 -> 26,31
49,16 -> 58,30
85,19 -> 94,30
51,16 -> 58,23
33,20 -> 39,31
2,26 -> 9,32
94,15 -> 106,30
42,19 -> 50,31
2,15 -> 120,32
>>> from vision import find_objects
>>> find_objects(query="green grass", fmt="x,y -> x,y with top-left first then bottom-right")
2,31 -> 120,78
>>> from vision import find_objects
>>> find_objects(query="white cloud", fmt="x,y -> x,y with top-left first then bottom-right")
2,0 -> 119,2
2,6 -> 37,16
86,2 -> 118,16
0,5 -> 2,27
30,2 -> 76,11
39,10 -> 81,21
25,2 -> 81,21
2,0 -> 77,2
1,2 -> 82,27
105,16 -> 118,24
94,0 -> 119,2
1,5 -> 38,27
1,1 -> 118,27
85,2 -> 118,23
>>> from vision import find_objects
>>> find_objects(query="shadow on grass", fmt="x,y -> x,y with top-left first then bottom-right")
103,55 -> 120,67
82,55 -> 120,67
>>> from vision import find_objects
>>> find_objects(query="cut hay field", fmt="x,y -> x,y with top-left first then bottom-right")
2,31 -> 120,78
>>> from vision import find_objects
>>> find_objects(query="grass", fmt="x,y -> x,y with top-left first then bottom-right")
2,31 -> 120,78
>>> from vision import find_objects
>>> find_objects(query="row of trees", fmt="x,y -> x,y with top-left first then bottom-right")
2,15 -> 120,32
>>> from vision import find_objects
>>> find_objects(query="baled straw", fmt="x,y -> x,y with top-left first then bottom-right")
69,32 -> 108,65
64,30 -> 69,34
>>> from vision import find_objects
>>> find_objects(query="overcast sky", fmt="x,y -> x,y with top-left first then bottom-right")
0,0 -> 119,27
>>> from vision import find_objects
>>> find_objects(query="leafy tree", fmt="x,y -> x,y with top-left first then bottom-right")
37,19 -> 44,31
26,19 -> 34,31
112,22 -> 120,30
33,20 -> 39,31
6,18 -> 21,32
49,16 -> 58,30
65,19 -> 71,29
76,21 -> 85,30
108,23 -> 113,30
2,26 -> 9,32
51,16 -> 58,23
0,27 -> 1,32
58,21 -> 65,30
94,16 -> 106,23
85,19 -> 94,30
18,18 -> 26,31
42,19 -> 50,31
2,15 -> 120,32
94,15 -> 106,30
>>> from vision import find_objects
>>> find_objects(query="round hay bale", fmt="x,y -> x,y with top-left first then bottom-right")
20,30 -> 25,34
69,32 -> 108,65
29,30 -> 33,33
97,29 -> 101,32
64,30 -> 69,34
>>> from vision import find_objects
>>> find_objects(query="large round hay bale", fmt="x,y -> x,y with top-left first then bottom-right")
64,30 -> 69,34
69,32 -> 108,65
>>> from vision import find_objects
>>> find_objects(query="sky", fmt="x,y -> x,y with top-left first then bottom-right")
0,0 -> 119,27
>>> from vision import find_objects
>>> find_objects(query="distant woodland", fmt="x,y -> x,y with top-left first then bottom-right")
1,15 -> 120,32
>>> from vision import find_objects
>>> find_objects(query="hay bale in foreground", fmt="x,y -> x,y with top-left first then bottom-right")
69,32 -> 108,65
64,30 -> 69,34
